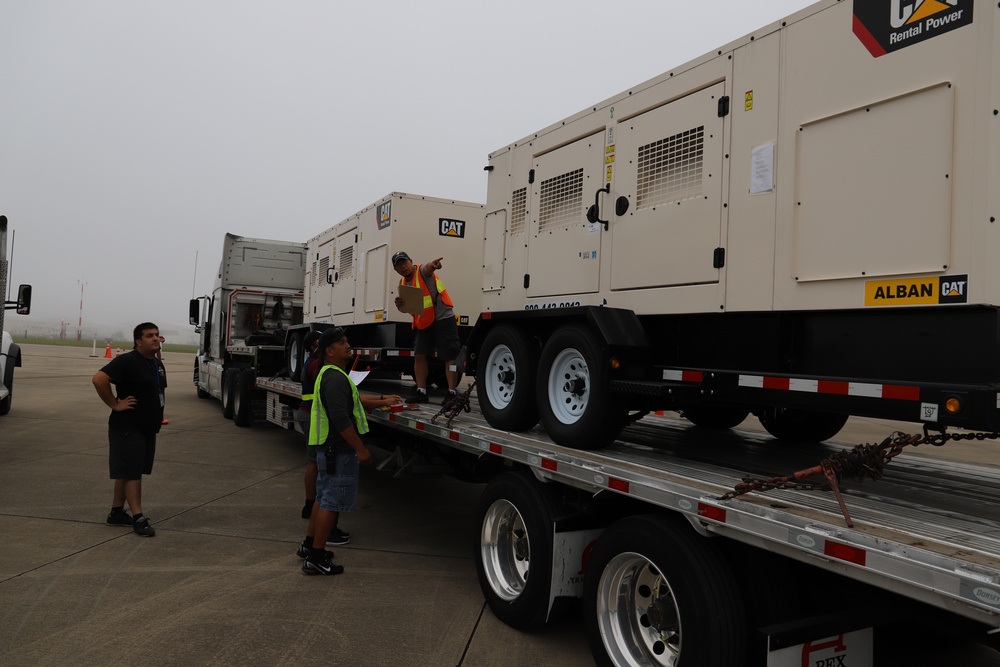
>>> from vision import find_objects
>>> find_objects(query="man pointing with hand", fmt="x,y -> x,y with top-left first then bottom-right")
392,251 -> 460,404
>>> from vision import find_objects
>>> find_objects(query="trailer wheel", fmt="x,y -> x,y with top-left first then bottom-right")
758,408 -> 848,442
475,471 -> 568,630
477,325 -> 539,431
584,515 -> 747,667
233,369 -> 255,427
537,324 -> 626,450
681,406 -> 749,430
0,360 -> 14,415
221,369 -> 235,419
194,360 -> 210,399
287,331 -> 305,382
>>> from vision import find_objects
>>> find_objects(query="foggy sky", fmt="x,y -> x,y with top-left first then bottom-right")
0,0 -> 815,339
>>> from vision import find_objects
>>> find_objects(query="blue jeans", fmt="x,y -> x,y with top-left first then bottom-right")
315,448 -> 359,513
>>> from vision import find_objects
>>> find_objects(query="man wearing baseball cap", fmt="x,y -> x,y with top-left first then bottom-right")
299,326 -> 401,575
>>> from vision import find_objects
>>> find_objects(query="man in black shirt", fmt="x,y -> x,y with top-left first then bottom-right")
92,322 -> 167,537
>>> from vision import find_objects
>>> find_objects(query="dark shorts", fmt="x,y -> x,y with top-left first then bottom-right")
108,428 -> 156,480
414,316 -> 461,360
315,448 -> 359,513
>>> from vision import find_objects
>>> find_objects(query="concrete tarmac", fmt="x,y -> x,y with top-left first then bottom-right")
0,344 -> 592,666
3,343 -> 1000,666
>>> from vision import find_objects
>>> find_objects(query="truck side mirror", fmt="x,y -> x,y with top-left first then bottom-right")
16,284 -> 30,315
189,298 -> 201,325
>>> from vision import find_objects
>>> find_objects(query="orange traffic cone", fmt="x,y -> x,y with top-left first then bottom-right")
104,343 -> 112,358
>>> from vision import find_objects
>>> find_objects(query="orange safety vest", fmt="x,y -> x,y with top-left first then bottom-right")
401,264 -> 453,330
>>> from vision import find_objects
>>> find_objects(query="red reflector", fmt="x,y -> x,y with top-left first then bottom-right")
389,414 -> 397,422
481,312 -> 492,320
608,477 -> 629,493
541,458 -> 557,471
449,431 -> 460,441
416,423 -> 425,431
763,376 -> 790,390
683,370 -> 704,383
697,503 -> 727,522
882,384 -> 920,401
489,443 -> 502,454
824,541 -> 867,566
818,380 -> 849,395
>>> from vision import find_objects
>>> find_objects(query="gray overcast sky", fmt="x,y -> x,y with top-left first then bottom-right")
0,0 -> 815,340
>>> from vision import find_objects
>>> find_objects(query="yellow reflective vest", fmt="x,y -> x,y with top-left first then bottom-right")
308,364 -> 369,446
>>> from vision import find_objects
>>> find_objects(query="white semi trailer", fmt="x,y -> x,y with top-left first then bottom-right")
0,215 -> 32,416
466,0 -> 1000,450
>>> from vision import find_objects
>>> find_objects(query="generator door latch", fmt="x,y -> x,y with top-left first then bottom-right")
586,184 -> 612,230
718,96 -> 730,117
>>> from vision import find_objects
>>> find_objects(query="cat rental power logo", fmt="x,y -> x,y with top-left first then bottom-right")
853,0 -> 973,57
864,274 -> 968,306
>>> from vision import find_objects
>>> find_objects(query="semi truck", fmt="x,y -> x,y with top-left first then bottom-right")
0,215 -> 32,416
190,232 -> 308,426
465,0 -> 1000,451
191,193 -> 484,427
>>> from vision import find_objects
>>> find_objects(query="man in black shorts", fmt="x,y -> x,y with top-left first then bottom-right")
92,322 -> 167,537
391,251 -> 461,404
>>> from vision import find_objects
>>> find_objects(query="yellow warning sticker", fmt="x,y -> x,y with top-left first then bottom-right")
745,91 -> 753,111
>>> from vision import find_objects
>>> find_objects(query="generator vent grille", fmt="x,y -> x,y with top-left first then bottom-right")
339,246 -> 354,280
538,168 -> 583,232
636,126 -> 704,209
510,187 -> 527,236
317,256 -> 329,287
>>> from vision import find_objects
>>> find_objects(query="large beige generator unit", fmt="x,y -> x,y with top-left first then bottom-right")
300,192 -> 484,381
466,0 -> 1000,449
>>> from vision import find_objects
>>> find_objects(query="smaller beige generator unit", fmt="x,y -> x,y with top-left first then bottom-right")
289,192 -> 484,384
466,0 -> 1000,449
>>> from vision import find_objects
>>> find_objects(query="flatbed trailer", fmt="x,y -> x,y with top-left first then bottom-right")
257,372 -> 1000,665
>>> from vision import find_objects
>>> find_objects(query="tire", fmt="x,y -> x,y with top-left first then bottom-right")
757,408 -> 848,442
536,324 -> 626,450
221,369 -> 235,419
287,331 -> 305,383
233,369 -> 255,427
584,515 -> 747,667
194,360 -> 210,399
474,471 -> 569,630
682,406 -> 750,430
0,361 -> 13,415
477,325 -> 539,431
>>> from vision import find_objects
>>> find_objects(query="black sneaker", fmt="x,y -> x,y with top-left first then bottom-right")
297,539 -> 334,560
407,392 -> 429,404
300,499 -> 314,519
106,510 -> 134,526
327,528 -> 350,546
302,552 -> 343,576
133,517 -> 156,537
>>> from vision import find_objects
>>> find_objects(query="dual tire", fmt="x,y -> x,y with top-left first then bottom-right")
476,323 -> 626,450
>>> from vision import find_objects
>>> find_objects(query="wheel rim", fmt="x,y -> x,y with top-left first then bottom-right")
483,343 -> 517,410
289,337 -> 302,376
546,347 -> 589,425
480,499 -> 530,601
596,553 -> 682,667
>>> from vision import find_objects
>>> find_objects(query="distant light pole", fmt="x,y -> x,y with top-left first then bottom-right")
77,279 -> 87,342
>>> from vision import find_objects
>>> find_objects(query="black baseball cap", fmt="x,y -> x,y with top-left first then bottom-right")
317,326 -> 346,353
391,251 -> 411,266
